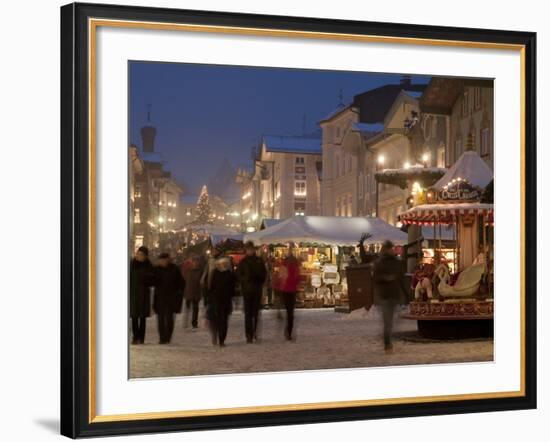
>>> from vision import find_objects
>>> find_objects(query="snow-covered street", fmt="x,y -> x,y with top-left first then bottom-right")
130,307 -> 493,378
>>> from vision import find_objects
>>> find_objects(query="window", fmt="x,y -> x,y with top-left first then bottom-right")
462,91 -> 469,117
437,145 -> 446,168
347,194 -> 353,216
295,156 -> 305,165
294,201 -> 306,216
481,127 -> 490,156
341,196 -> 347,217
474,87 -> 482,110
134,184 -> 142,198
134,208 -> 141,224
294,180 -> 306,197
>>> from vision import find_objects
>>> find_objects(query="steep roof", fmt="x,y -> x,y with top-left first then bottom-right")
352,83 -> 426,123
319,82 -> 426,125
263,135 -> 322,155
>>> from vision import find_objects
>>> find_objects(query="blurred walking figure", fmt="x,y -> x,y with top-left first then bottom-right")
130,246 -> 155,345
201,246 -> 222,341
183,255 -> 202,329
153,253 -> 185,344
209,257 -> 235,347
237,241 -> 267,343
372,240 -> 407,353
278,246 -> 301,341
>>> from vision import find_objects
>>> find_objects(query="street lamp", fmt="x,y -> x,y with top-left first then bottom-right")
422,152 -> 430,167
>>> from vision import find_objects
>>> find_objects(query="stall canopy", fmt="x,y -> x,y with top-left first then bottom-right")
432,150 -> 493,191
176,224 -> 243,245
244,216 -> 407,246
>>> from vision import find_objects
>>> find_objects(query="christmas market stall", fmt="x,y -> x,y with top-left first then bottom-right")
398,150 -> 494,339
244,215 -> 407,309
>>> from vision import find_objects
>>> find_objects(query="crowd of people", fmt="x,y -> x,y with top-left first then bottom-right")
130,236 -> 407,353
129,241 -> 301,348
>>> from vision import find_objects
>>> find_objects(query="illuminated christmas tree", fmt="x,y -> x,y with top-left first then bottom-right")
195,185 -> 213,224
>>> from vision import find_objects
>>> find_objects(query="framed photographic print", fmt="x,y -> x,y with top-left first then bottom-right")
60,2 -> 537,438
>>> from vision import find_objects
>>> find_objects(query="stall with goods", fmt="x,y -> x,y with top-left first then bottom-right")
244,216 -> 407,310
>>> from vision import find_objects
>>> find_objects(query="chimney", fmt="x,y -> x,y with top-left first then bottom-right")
400,74 -> 412,88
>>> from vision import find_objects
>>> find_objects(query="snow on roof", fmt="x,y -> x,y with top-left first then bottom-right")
263,135 -> 322,155
404,90 -> 423,99
352,122 -> 384,134
244,215 -> 407,246
432,150 -> 493,191
320,103 -> 352,122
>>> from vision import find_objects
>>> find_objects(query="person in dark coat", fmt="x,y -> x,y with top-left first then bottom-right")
130,246 -> 155,345
372,240 -> 408,353
237,242 -> 267,343
278,247 -> 301,341
183,255 -> 202,329
153,252 -> 185,344
209,257 -> 235,347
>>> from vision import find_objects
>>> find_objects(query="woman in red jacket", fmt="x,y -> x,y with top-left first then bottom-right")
278,246 -> 301,341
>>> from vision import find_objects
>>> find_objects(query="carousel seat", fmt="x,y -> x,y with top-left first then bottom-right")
437,262 -> 485,298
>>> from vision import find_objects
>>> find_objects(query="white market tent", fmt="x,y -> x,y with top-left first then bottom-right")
432,150 -> 493,191
244,216 -> 407,247
175,224 -> 243,245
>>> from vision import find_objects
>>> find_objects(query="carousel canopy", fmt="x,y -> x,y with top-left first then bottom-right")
399,202 -> 494,225
244,216 -> 407,246
432,150 -> 493,191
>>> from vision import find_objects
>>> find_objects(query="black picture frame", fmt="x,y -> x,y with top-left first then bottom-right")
61,2 -> 537,438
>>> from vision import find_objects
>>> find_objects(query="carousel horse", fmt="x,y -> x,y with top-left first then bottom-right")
435,255 -> 486,298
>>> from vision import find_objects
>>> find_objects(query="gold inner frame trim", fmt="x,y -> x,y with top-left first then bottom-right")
88,17 -> 527,424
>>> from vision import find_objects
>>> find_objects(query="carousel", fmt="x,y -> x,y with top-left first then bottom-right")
399,149 -> 494,339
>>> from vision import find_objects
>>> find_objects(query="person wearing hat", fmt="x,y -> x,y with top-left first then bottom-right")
372,240 -> 408,353
182,255 -> 202,329
153,252 -> 185,344
237,241 -> 267,343
129,246 -> 155,344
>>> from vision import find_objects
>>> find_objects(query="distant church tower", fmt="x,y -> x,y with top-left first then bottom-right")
140,104 -> 157,152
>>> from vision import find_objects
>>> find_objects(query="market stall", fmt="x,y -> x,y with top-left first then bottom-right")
398,150 -> 494,339
244,216 -> 407,309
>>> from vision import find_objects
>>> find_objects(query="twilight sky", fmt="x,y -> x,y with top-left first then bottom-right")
129,61 -> 430,196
